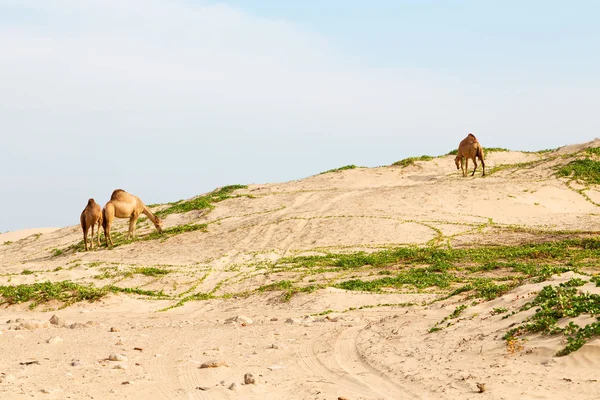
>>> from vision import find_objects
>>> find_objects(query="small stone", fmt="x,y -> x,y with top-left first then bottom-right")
228,383 -> 237,391
225,315 -> 253,325
121,381 -> 130,385
134,347 -> 143,352
46,336 -> 63,344
49,315 -> 66,327
220,380 -> 225,386
18,321 -> 44,330
199,360 -> 228,368
285,318 -> 301,324
270,318 -> 278,322
110,327 -> 120,332
116,341 -> 124,346
113,364 -> 127,370
69,322 -> 89,329
0,373 -> 16,383
269,344 -> 280,349
244,373 -> 255,385
71,360 -> 82,367
108,353 -> 127,362
196,386 -> 211,391
477,383 -> 486,393
338,397 -> 349,400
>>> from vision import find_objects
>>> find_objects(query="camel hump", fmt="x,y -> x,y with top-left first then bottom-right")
468,133 -> 477,140
111,189 -> 127,200
87,198 -> 96,205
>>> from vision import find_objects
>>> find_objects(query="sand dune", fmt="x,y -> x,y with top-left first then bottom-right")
1,141 -> 600,399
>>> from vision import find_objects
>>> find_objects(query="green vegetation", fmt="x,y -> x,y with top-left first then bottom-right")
133,267 -> 170,276
21,269 -> 35,275
156,185 -> 247,217
392,155 -> 434,167
585,147 -> 600,156
556,159 -> 600,185
503,278 -> 600,356
52,248 -> 63,257
491,307 -> 508,315
319,165 -> 362,174
3,241 -> 12,245
0,281 -> 109,309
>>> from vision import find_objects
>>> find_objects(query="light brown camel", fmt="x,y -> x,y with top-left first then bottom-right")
102,189 -> 163,247
454,133 -> 485,177
80,198 -> 103,251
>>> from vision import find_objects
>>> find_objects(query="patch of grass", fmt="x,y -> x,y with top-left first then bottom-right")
585,147 -> 600,156
504,278 -> 600,356
556,159 -> 600,185
486,147 -> 510,153
319,165 -> 362,174
392,155 -> 434,167
0,281 -> 109,309
3,241 -> 12,245
21,269 -> 35,275
133,267 -> 170,276
491,307 -> 508,315
51,248 -> 63,257
156,185 -> 247,217
335,268 -> 456,292
503,279 -> 600,356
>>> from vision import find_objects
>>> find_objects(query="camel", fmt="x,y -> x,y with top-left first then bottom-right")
80,198 -> 103,251
454,133 -> 485,177
102,189 -> 163,247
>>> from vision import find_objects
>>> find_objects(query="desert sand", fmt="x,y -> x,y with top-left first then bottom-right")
1,141 -> 600,400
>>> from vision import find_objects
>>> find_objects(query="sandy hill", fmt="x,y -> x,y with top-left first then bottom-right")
1,140 -> 600,399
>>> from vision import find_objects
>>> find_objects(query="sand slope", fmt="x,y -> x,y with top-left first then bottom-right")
1,141 -> 600,399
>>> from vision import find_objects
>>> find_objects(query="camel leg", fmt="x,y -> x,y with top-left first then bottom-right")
128,215 -> 139,240
104,221 -> 113,247
90,223 -> 95,250
464,157 -> 469,177
471,157 -> 477,176
83,226 -> 89,251
96,221 -> 102,247
481,158 -> 486,176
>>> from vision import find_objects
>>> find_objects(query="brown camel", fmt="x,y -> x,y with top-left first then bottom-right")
102,189 -> 163,247
80,198 -> 103,251
454,133 -> 485,177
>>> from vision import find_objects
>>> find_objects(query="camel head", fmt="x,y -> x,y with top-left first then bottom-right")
153,216 -> 164,234
454,155 -> 461,170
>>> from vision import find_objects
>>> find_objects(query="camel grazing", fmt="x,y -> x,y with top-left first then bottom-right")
80,198 -> 103,251
102,189 -> 163,247
454,133 -> 485,177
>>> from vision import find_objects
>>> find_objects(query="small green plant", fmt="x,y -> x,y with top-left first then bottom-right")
3,241 -> 12,245
392,155 -> 434,168
491,307 -> 508,315
133,267 -> 171,276
21,269 -> 34,275
0,281 -> 109,309
556,159 -> 600,185
51,248 -> 63,257
156,185 -> 247,217
319,165 -> 361,174
503,279 -> 600,356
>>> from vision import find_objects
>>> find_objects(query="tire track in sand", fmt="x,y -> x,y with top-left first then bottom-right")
298,325 -> 418,399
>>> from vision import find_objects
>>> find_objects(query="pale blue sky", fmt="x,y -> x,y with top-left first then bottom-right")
1,0 -> 599,231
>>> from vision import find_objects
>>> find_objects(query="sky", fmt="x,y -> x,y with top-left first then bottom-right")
1,0 -> 599,232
